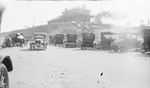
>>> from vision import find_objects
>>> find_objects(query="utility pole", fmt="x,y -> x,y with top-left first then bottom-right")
33,15 -> 35,27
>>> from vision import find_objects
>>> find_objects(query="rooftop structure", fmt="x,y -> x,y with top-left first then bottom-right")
48,5 -> 92,24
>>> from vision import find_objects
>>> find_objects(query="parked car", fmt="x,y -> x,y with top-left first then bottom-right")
140,28 -> 150,53
49,34 -> 55,45
100,32 -> 119,50
54,34 -> 64,46
9,33 -> 27,47
111,32 -> 140,52
0,56 -> 13,88
30,32 -> 48,50
64,34 -> 77,48
0,4 -> 13,88
81,33 -> 95,50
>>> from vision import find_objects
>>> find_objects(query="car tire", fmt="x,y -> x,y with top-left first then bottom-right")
65,44 -> 68,48
113,46 -> 119,52
30,44 -> 32,50
44,44 -> 47,50
0,63 -> 9,88
81,45 -> 83,50
33,46 -> 35,50
92,44 -> 95,50
119,43 -> 127,52
140,44 -> 145,53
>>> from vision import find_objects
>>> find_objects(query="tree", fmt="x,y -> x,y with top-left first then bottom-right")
95,11 -> 111,24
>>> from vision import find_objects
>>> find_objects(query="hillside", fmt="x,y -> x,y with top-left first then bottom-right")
1,22 -> 135,44
0,23 -> 83,44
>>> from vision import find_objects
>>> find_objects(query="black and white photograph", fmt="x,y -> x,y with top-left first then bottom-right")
0,0 -> 150,88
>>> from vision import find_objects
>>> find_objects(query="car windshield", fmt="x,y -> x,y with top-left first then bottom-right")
34,36 -> 45,39
103,34 -> 119,39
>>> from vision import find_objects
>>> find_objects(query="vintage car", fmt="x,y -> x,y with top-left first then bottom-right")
111,32 -> 140,52
0,3 -> 13,88
49,34 -> 55,45
64,34 -> 77,48
81,33 -> 95,50
100,32 -> 119,50
140,28 -> 150,53
30,32 -> 48,50
54,34 -> 64,46
0,56 -> 13,88
8,33 -> 27,47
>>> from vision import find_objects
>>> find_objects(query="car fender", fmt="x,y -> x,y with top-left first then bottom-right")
0,55 -> 13,72
112,39 -> 124,47
139,41 -> 144,46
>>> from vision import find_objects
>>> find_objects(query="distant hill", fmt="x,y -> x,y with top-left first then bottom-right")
0,22 -> 112,44
0,23 -> 83,44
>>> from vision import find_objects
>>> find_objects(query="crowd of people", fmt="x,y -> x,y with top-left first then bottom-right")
1,33 -> 28,48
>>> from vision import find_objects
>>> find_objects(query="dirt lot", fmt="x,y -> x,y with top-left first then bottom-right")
0,45 -> 150,88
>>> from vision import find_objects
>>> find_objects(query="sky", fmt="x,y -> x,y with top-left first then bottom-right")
1,0 -> 150,32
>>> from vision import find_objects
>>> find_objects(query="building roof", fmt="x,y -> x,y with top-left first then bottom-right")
47,5 -> 91,23
62,6 -> 91,15
67,6 -> 90,12
33,32 -> 47,36
48,16 -> 63,22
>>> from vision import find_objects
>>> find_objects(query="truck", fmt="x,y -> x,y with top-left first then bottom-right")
54,34 -> 64,46
81,33 -> 95,50
30,32 -> 48,50
140,28 -> 150,53
64,34 -> 77,48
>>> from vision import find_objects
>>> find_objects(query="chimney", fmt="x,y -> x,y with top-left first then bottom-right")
65,8 -> 67,12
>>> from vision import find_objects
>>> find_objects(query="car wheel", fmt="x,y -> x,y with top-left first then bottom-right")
113,46 -> 119,52
33,46 -> 35,50
119,43 -> 127,52
0,63 -> 9,88
45,44 -> 47,49
44,44 -> 47,50
30,44 -> 32,50
140,44 -> 145,53
65,44 -> 68,48
81,45 -> 83,50
92,44 -> 95,49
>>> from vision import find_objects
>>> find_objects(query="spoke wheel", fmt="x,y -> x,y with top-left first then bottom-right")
0,64 -> 9,88
119,44 -> 127,52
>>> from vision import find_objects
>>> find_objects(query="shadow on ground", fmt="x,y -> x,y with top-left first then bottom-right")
19,48 -> 45,52
135,52 -> 150,58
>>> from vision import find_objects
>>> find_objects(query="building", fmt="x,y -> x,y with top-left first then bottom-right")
47,5 -> 92,24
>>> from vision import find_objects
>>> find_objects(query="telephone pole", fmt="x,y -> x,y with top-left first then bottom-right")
33,15 -> 35,27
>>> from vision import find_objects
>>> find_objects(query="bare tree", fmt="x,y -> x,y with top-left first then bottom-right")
94,11 -> 111,24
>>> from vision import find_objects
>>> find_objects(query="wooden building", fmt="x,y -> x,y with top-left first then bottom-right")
48,5 -> 92,24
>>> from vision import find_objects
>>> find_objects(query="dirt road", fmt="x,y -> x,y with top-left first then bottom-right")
0,46 -> 150,88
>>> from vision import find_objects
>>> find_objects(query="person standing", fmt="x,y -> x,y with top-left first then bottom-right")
17,33 -> 25,47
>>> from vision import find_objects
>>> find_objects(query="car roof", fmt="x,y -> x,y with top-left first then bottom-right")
66,33 -> 77,35
34,36 -> 45,38
33,32 -> 47,35
95,29 -> 139,34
